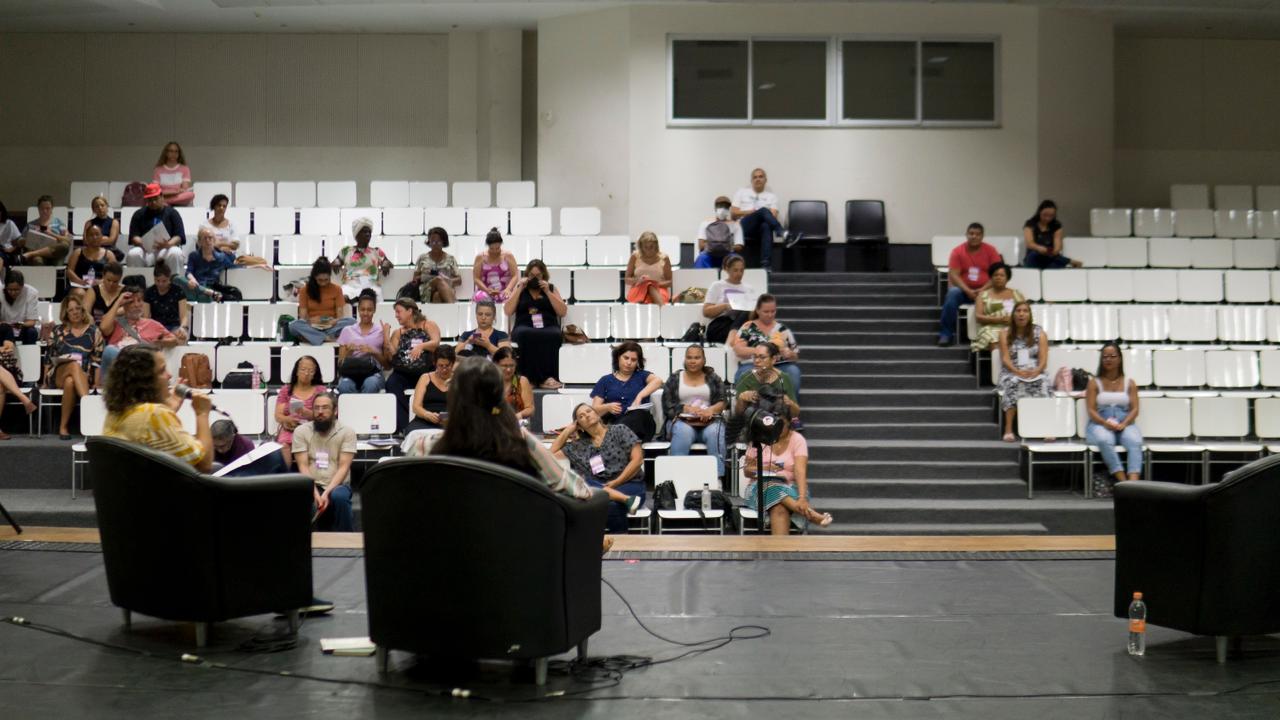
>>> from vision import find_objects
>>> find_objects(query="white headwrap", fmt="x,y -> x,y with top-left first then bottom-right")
351,217 -> 374,237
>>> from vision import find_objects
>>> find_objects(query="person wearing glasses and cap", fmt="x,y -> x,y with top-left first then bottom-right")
126,183 -> 187,275
331,216 -> 393,301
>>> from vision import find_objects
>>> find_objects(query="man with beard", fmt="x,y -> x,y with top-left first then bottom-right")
291,393 -> 356,532
99,277 -> 180,382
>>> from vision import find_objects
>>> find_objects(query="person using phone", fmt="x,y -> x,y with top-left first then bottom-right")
275,355 -> 326,469
289,258 -> 355,345
454,299 -> 509,359
504,260 -> 567,389
98,279 -> 180,387
407,345 -> 455,432
404,226 -> 460,303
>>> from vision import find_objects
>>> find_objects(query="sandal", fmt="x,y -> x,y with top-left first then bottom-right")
812,512 -> 833,528
1002,432 -> 1016,442
540,378 -> 563,390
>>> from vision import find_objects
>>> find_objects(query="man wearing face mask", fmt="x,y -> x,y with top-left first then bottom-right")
694,196 -> 745,269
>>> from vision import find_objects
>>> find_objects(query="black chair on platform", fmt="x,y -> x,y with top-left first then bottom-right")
360,455 -> 610,685
1113,453 -> 1280,663
87,437 -> 314,647
782,200 -> 831,272
845,199 -> 889,272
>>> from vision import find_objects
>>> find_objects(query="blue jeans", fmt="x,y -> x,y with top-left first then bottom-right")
289,317 -> 355,346
315,483 -> 354,532
337,372 -> 385,394
588,477 -> 644,533
738,208 -> 783,269
100,345 -> 121,381
693,252 -> 721,269
734,360 -> 801,393
1023,250 -> 1073,269
0,325 -> 37,345
939,287 -> 972,341
1087,404 -> 1143,475
669,419 -> 726,478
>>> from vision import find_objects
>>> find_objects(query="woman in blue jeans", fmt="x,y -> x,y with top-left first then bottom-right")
1085,342 -> 1142,484
662,345 -> 727,480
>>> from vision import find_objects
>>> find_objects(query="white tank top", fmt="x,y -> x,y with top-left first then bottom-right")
1094,376 -> 1130,407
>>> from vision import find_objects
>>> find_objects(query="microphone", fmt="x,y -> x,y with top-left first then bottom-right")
173,384 -> 223,415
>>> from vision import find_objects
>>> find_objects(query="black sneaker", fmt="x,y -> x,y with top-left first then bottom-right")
784,231 -> 804,249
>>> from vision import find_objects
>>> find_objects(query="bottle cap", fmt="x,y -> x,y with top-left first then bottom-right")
1133,591 -> 1143,600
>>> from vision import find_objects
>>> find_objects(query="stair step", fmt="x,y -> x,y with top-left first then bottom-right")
816,496 -> 1115,534
772,292 -> 937,306
803,406 -> 993,423
801,359 -> 971,373
804,440 -> 1019,462
800,389 -> 992,409
801,346 -> 970,361
810,477 -> 1028,500
787,306 -> 937,320
805,460 -> 1022,479
786,319 -> 937,332
795,332 -> 941,347
770,272 -> 934,283
817,522 -> 1050,535
803,374 -> 978,390
802,423 -> 999,441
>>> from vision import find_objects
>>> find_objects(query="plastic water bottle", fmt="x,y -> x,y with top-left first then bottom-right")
1127,592 -> 1146,656
84,267 -> 96,286
250,366 -> 260,391
701,483 -> 711,512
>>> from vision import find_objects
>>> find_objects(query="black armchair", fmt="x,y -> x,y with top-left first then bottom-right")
845,199 -> 889,271
360,455 -> 610,684
786,200 -> 831,244
1113,453 -> 1280,662
87,437 -> 314,647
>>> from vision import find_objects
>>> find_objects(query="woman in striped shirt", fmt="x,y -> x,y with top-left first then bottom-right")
102,344 -> 213,472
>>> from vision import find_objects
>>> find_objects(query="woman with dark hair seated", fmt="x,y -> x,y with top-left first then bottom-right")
504,259 -> 567,389
590,340 -> 663,442
742,404 -> 831,535
970,261 -> 1024,352
663,345 -> 728,479
550,403 -> 645,533
455,299 -> 509,359
102,343 -> 213,472
407,345 -> 456,432
1022,199 -> 1082,269
493,346 -> 534,422
288,257 -> 355,346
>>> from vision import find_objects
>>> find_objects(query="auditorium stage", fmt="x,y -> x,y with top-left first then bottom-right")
2,537 -> 1277,718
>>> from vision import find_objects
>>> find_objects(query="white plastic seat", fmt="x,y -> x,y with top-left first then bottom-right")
564,304 -> 613,340
742,269 -> 769,292
1176,270 -> 1224,302
1133,209 -> 1174,238
1189,238 -> 1233,268
673,269 -> 719,297
1044,347 -> 1099,386
1146,237 -> 1191,267
1232,239 -> 1276,269
1124,347 -> 1154,387
373,207 -> 420,236
276,181 -> 316,209
659,303 -> 706,341
1193,396 -> 1262,458
1040,270 -> 1087,302
655,456 -> 724,534
451,182 -> 491,209
174,207 -> 207,241
1086,269 -> 1133,302
1223,270 -> 1269,304
539,236 -> 586,266
509,208 -> 552,236
1018,397 -> 1087,498
612,304 -> 660,340
1137,397 -> 1201,477
275,266 -> 312,301
1205,350 -> 1259,388
338,393 -> 397,436
558,344 -> 614,385
223,267 -> 275,301
253,208 -> 297,236
1255,397 -> 1280,441
571,269 -> 621,301
496,181 -> 536,209
1167,305 -> 1218,342
280,344 -> 336,385
339,208 -> 381,236
586,236 -> 633,266
1175,209 -> 1215,238
540,392 -> 580,433
560,207 -> 602,236
1262,349 -> 1280,387
377,236 -> 417,266
1269,306 -> 1280,343
1130,269 -> 1179,302
1257,210 -> 1280,241
408,182 -> 448,208
420,302 -> 463,338
424,207 -> 467,237
1068,305 -> 1118,342
1153,349 -> 1207,387
298,208 -> 340,236
547,267 -> 572,297
1103,237 -> 1147,268
639,344 -> 672,378
70,181 -> 108,207
370,181 -> 410,208
214,343 -> 271,383
1171,184 -> 1210,209
1217,306 -> 1267,343
1215,210 -> 1256,239
1062,237 -> 1106,267
21,266 -> 58,299
192,302 -> 246,339
105,182 -> 130,208
1257,186 -> 1280,212
276,235 -> 327,266
1033,304 -> 1070,342
235,182 -> 275,208
1274,272 -> 1280,303
1006,268 -> 1041,301
657,235 -> 682,268
207,390 -> 267,436
316,181 -> 356,208
1090,208 -> 1132,237
1214,185 -> 1253,211
467,208 -> 509,236
193,182 -> 233,210
1118,306 -> 1169,342
930,236 -> 964,267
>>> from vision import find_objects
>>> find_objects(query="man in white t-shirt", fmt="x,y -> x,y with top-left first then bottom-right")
731,168 -> 795,270
694,196 -> 745,269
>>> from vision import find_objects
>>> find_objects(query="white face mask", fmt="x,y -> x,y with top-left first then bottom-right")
715,207 -> 731,221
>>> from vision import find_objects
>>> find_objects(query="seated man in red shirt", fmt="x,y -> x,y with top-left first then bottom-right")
939,223 -> 1003,347
99,277 -> 181,381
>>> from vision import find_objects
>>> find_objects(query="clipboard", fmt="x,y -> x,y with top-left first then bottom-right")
139,222 -> 170,253
21,228 -> 58,251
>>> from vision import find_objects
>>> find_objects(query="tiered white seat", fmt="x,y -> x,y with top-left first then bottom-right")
1147,237 -> 1191,267
640,344 -> 672,378
496,181 -> 536,209
382,208 -> 425,236
540,392 -> 582,434
409,182 -> 448,208
501,235 -> 540,263
174,207 -> 207,240
1131,269 -> 1179,302
316,181 -> 357,208
1258,186 -> 1280,212
1068,305 -> 1117,342
277,235 -> 327,265
1133,209 -> 1174,237
22,267 -> 58,300
548,267 -> 572,296
1118,306 -> 1169,342
338,393 -> 397,443
655,456 -> 723,534
1194,396 -> 1264,472
659,303 -> 706,340
1256,397 -> 1280,452
276,181 -> 316,209
1205,350 -> 1260,389
1034,304 -> 1070,342
1153,349 -> 1207,387
1273,272 -> 1280,303
1262,350 -> 1280,387
70,181 -> 108,207
1269,306 -> 1280,343
1104,237 -> 1147,267
424,207 -> 467,236
370,181 -> 410,208
587,236 -> 632,266
1214,185 -> 1253,211
468,207 -> 510,236
657,235 -> 682,268
1259,210 -> 1280,241
247,303 -> 285,339
542,236 -> 587,266
225,207 -> 252,237
1124,347 -> 1154,387
208,390 -> 268,436
564,304 -> 612,339
1166,307 -> 1217,342
510,208 -> 553,236
1086,269 -> 1132,302
1062,237 -> 1106,266
1018,397 -> 1088,498
613,304 -> 659,340
558,344 -> 613,385
573,268 -> 621,301
215,344 -> 271,382
1189,238 -> 1232,268
378,236 -> 417,266
1175,209 -> 1215,238
1007,268 -> 1041,301
1171,184 -> 1210,209
452,182 -> 491,208
106,181 -> 130,207
1232,239 -> 1277,269
420,302 -> 463,337
1138,397 -> 1201,480
299,207 -> 340,235
560,207 -> 601,236
1040,270 -> 1087,302
254,207 -> 297,236
1045,347 -> 1099,385
1215,210 -> 1255,239
1177,270 -> 1224,302
1216,306 -> 1267,343
1090,209 -> 1132,237
236,182 -> 275,208
192,303 -> 245,339
193,182 -> 233,209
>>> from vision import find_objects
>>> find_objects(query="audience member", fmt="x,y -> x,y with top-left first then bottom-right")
590,341 -> 662,442
82,195 -> 122,258
550,403 -> 645,533
493,346 -> 533,422
291,392 -> 356,532
1085,342 -> 1143,485
730,293 -> 801,390
455,299 -> 509,359
98,277 -> 180,383
742,405 -> 831,535
997,301 -> 1050,441
289,258 -> 355,345
332,217 -> 392,301
336,291 -> 388,394
127,183 -> 187,274
18,195 -> 73,266
407,345 -> 456,432
186,227 -> 237,297
45,294 -> 101,436
938,222 -> 1003,347
142,264 -> 190,339
504,259 -> 566,389
211,419 -> 287,476
153,141 -> 195,206
970,262 -> 1024,352
1022,199 -> 1081,269
702,254 -> 755,343
624,231 -> 672,305
384,298 -> 440,432
1,270 -> 39,345
202,194 -> 239,254
732,168 -> 794,269
734,343 -> 800,418
87,261 -> 125,324
102,344 -> 212,471
694,196 -> 744,268
663,345 -> 727,479
275,355 -> 326,468
403,226 -> 459,304
0,356 -> 35,439
66,223 -> 112,288
472,228 -> 519,302
0,202 -> 19,268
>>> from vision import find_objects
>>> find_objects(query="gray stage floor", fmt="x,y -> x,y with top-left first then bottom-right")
1,549 -> 1278,718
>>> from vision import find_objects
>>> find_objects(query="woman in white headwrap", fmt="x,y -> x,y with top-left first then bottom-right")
331,216 -> 393,301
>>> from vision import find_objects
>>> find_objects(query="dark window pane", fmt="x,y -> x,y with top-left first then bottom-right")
922,41 -> 995,121
841,41 -> 916,121
752,40 -> 827,120
672,40 -> 748,120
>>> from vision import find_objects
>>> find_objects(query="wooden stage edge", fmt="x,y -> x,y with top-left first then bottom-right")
0,527 -> 1116,553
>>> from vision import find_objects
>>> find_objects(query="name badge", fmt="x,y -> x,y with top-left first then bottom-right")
410,338 -> 423,350
531,313 -> 545,329
967,266 -> 980,283
588,454 -> 606,476
1016,348 -> 1031,367
1001,299 -> 1013,315
315,450 -> 330,470
70,353 -> 84,364
464,343 -> 473,352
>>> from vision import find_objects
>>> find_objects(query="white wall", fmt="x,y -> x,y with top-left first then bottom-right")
1115,37 -> 1280,209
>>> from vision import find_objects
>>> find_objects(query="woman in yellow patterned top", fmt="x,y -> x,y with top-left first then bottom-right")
102,344 -> 213,472
970,262 -> 1024,352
